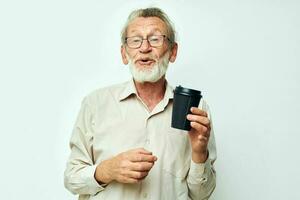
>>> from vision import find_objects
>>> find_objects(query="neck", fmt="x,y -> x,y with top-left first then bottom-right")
134,77 -> 166,112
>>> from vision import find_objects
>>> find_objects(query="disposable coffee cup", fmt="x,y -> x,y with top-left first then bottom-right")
171,86 -> 202,131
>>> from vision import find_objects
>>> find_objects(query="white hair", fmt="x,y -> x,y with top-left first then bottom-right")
121,7 -> 176,50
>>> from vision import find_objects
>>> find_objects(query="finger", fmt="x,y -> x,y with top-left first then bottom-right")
135,148 -> 153,155
119,175 -> 140,184
127,170 -> 149,179
190,107 -> 208,117
198,134 -> 208,142
187,114 -> 210,127
130,154 -> 157,162
130,162 -> 154,171
190,122 -> 210,137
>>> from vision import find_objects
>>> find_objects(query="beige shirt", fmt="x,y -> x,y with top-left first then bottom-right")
64,79 -> 217,200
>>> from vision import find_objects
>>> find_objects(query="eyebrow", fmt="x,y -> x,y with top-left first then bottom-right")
128,28 -> 164,36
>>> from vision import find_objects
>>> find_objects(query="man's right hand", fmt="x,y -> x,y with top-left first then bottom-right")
94,148 -> 157,184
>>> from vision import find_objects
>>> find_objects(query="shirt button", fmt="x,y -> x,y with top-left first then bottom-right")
143,193 -> 148,198
145,139 -> 150,144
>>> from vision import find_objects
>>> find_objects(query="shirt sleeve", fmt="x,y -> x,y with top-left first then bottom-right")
64,97 -> 105,195
187,99 -> 217,200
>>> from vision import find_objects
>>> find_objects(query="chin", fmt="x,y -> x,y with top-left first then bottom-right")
129,55 -> 169,84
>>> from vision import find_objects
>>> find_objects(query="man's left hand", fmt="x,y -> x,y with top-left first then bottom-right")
186,107 -> 211,163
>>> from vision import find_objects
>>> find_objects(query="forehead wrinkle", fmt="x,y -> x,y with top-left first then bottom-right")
127,17 -> 167,36
128,25 -> 163,35
128,29 -> 163,37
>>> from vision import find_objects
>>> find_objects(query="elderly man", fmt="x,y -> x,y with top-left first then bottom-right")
64,7 -> 216,200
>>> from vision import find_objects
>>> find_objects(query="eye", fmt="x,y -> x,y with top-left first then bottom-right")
129,37 -> 142,43
132,39 -> 141,43
149,36 -> 159,42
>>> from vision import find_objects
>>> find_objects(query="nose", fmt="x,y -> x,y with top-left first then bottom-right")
139,39 -> 152,53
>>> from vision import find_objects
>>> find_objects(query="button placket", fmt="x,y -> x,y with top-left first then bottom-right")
144,117 -> 150,146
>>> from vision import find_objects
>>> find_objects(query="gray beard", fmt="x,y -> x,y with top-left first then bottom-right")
127,52 -> 170,83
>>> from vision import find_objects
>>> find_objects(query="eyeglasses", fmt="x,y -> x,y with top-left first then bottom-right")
125,35 -> 170,49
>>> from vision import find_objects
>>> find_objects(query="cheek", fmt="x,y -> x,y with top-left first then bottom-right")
127,51 -> 139,60
155,50 -> 165,59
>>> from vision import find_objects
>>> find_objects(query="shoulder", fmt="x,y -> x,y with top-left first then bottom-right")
82,81 -> 128,108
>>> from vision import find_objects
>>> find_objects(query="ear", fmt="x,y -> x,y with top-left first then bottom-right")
169,42 -> 178,63
121,45 -> 129,65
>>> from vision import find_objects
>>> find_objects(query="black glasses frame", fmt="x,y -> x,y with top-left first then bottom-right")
125,35 -> 171,49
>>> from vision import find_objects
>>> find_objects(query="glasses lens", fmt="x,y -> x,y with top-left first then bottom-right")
127,37 -> 142,48
148,35 -> 163,47
126,35 -> 165,48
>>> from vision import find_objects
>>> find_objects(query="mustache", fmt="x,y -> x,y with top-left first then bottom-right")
125,51 -> 170,64
134,55 -> 157,62
125,53 -> 157,62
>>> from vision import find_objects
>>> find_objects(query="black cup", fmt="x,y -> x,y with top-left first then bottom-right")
171,86 -> 202,131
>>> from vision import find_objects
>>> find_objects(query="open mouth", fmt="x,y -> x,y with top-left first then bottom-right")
137,58 -> 155,66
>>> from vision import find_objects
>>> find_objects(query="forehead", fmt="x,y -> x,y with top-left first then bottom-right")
127,17 -> 167,35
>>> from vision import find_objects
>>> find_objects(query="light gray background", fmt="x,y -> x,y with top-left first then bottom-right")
0,0 -> 299,199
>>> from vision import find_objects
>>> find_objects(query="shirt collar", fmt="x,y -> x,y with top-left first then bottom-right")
164,80 -> 174,100
118,79 -> 174,101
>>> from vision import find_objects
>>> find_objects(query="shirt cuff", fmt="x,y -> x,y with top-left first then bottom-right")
188,158 -> 211,184
82,165 -> 106,194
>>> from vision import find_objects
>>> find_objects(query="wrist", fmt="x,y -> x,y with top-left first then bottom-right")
94,159 -> 114,184
192,150 -> 208,163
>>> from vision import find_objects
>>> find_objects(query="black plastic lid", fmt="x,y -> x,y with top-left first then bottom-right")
174,85 -> 201,96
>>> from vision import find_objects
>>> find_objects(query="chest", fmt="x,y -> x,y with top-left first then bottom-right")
91,99 -> 190,169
